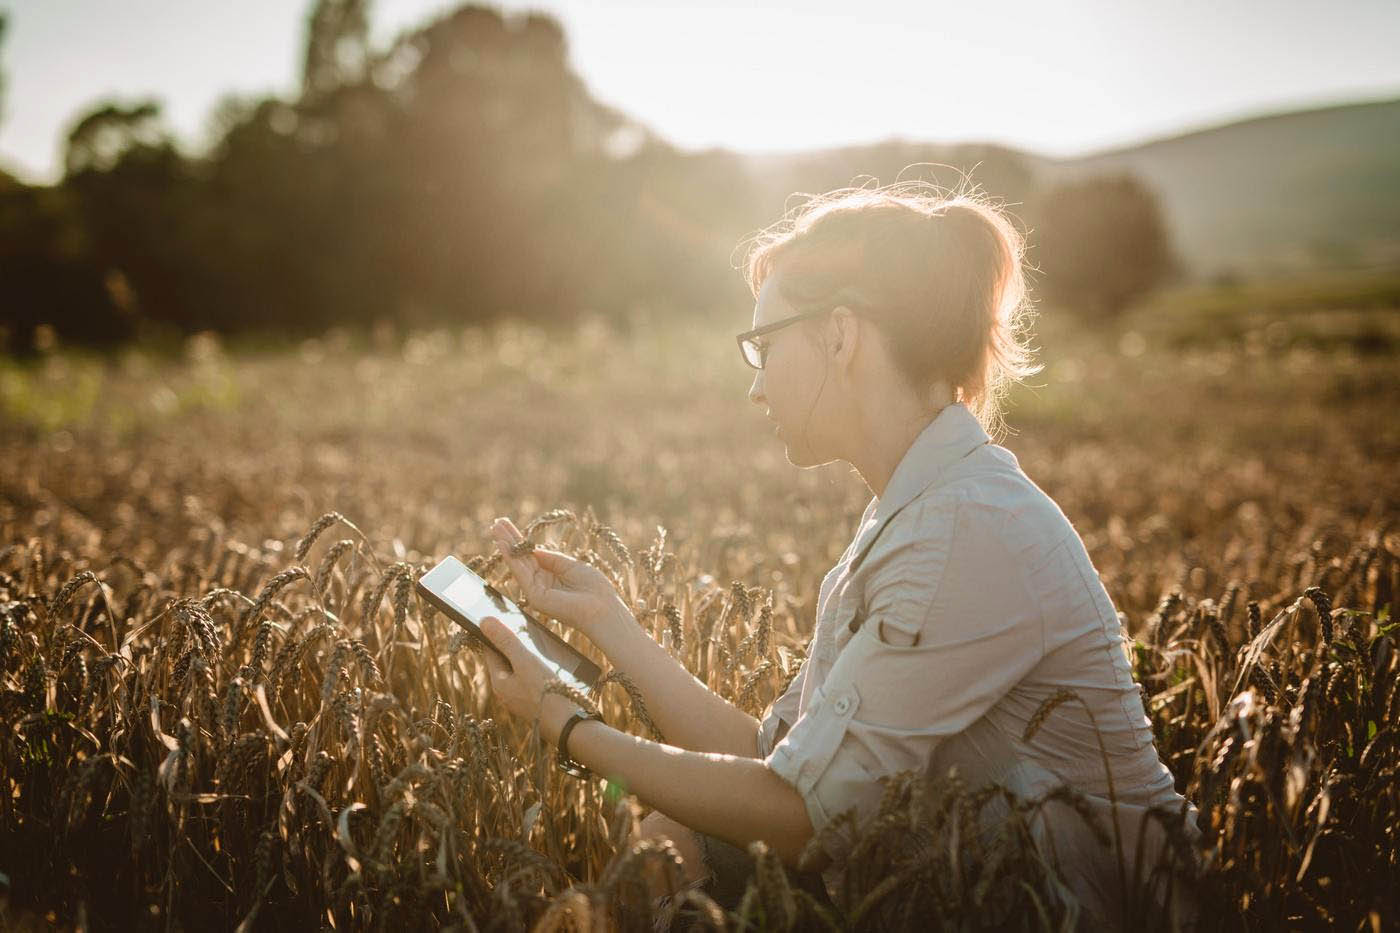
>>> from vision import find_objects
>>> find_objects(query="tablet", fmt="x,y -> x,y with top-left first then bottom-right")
417,555 -> 602,693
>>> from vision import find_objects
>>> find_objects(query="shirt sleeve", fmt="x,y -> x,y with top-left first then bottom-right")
763,495 -> 1045,861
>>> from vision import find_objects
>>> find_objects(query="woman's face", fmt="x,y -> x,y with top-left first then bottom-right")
746,271 -> 840,467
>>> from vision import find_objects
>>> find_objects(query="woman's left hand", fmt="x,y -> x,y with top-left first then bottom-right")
477,616 -> 557,729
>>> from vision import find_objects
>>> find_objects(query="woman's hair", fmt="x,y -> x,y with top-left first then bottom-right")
740,177 -> 1042,441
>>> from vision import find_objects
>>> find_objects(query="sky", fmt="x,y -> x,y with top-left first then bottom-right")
1,0 -> 1398,185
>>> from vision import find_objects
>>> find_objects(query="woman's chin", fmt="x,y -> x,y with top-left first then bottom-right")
770,424 -> 829,467
781,436 -> 827,469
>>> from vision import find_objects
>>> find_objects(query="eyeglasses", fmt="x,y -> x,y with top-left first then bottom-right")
736,307 -> 839,371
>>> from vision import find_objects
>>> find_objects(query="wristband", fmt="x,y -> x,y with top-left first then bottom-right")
556,708 -> 604,777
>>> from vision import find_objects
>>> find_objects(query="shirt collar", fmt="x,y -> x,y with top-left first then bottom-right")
846,402 -> 991,572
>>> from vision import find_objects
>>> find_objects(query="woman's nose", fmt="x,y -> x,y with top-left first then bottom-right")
747,368 -> 765,407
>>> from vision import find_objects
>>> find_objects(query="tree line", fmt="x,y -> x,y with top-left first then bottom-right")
0,3 -> 1173,354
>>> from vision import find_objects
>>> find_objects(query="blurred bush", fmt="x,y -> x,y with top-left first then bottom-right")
1028,174 -> 1175,321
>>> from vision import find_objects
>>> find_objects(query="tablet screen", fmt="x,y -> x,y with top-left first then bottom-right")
431,561 -> 593,693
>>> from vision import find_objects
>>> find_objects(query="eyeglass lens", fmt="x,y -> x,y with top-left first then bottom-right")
741,338 -> 764,369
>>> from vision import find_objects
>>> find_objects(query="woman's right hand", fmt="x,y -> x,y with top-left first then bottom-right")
490,516 -> 629,645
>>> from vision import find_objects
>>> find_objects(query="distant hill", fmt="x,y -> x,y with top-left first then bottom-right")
740,97 -> 1400,282
1038,97 -> 1400,280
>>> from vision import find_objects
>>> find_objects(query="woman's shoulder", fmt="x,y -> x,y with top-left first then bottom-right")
901,444 -> 1080,558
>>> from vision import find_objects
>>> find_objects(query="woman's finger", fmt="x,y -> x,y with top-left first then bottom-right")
529,547 -> 577,575
481,647 -> 508,687
481,616 -> 513,653
494,539 -> 547,599
489,522 -> 539,575
479,617 -> 517,677
491,517 -> 525,546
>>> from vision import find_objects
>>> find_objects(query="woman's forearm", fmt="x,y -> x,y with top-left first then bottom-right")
592,602 -> 763,758
540,693 -> 816,867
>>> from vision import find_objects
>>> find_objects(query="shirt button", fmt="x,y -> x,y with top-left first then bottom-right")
833,696 -> 851,715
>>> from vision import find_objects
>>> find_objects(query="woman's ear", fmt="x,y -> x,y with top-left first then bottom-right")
829,306 -> 858,357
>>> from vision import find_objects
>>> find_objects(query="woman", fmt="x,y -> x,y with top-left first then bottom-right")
475,184 -> 1199,929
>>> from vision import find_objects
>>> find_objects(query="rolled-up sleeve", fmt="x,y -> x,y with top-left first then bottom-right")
765,495 -> 1045,860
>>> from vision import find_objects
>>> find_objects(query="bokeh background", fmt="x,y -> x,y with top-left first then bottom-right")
1,3 -> 1399,930
1,0 -> 1399,354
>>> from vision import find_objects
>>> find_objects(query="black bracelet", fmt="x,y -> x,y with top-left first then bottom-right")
556,708 -> 604,777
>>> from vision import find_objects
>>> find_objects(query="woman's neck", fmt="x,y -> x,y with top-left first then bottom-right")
849,390 -> 951,499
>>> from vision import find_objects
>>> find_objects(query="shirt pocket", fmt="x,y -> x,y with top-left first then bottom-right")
829,590 -> 864,657
814,570 -> 864,662
827,601 -> 1042,735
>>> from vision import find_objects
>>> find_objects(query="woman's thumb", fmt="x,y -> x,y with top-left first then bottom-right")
530,547 -> 576,573
480,617 -> 514,660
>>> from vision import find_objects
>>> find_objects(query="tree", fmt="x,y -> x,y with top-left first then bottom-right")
62,100 -> 170,177
0,4 -> 802,347
59,99 -> 212,339
302,0 -> 370,101
0,183 -> 136,353
1029,174 -> 1174,319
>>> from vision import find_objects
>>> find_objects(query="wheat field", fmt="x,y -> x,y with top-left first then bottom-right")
1,304 -> 1397,931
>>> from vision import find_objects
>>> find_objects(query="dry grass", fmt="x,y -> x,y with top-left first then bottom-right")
0,310 -> 1397,930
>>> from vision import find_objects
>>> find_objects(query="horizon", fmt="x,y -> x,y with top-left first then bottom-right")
728,89 -> 1400,162
3,0 -> 1400,185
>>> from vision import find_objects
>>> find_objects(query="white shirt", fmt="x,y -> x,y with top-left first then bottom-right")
757,402 -> 1199,928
